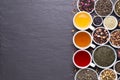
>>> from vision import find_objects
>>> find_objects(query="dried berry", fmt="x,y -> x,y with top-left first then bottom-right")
93,16 -> 103,26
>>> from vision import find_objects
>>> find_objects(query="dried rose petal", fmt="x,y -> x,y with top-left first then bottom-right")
78,0 -> 95,13
117,49 -> 120,59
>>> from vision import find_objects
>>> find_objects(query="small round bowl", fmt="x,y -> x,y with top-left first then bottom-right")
94,0 -> 113,17
103,16 -> 118,30
114,0 -> 120,17
92,45 -> 117,69
93,16 -> 103,26
113,60 -> 120,75
77,0 -> 95,13
99,69 -> 117,80
92,27 -> 110,45
109,29 -> 120,48
75,68 -> 98,80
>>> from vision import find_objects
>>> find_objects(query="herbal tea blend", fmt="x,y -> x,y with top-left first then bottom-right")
110,29 -> 120,48
76,68 -> 98,80
100,69 -> 116,80
104,16 -> 118,30
93,28 -> 109,45
78,0 -> 94,13
118,19 -> 120,27
93,46 -> 115,67
115,61 -> 120,73
95,0 -> 113,16
115,0 -> 120,17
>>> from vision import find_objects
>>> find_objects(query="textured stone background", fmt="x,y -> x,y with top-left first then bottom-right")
0,0 -> 118,80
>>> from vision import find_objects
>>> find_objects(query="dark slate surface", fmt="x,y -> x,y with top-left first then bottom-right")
0,0 -> 74,80
0,0 -> 118,80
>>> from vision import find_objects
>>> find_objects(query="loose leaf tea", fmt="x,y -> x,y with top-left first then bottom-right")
93,46 -> 115,67
93,28 -> 109,44
103,16 -> 118,30
95,0 -> 113,16
115,0 -> 120,17
78,0 -> 94,13
100,69 -> 116,80
115,61 -> 120,73
93,16 -> 102,26
76,68 -> 98,80
110,29 -> 120,47
118,19 -> 120,27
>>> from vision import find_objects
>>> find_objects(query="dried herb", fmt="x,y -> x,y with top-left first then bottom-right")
115,61 -> 120,73
93,46 -> 115,67
110,29 -> 120,47
115,0 -> 120,17
76,68 -> 98,80
72,9 -> 78,14
103,16 -> 118,30
93,28 -> 109,45
95,0 -> 113,16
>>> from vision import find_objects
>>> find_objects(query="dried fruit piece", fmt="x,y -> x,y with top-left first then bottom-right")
93,27 -> 109,45
100,69 -> 116,80
110,29 -> 120,48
